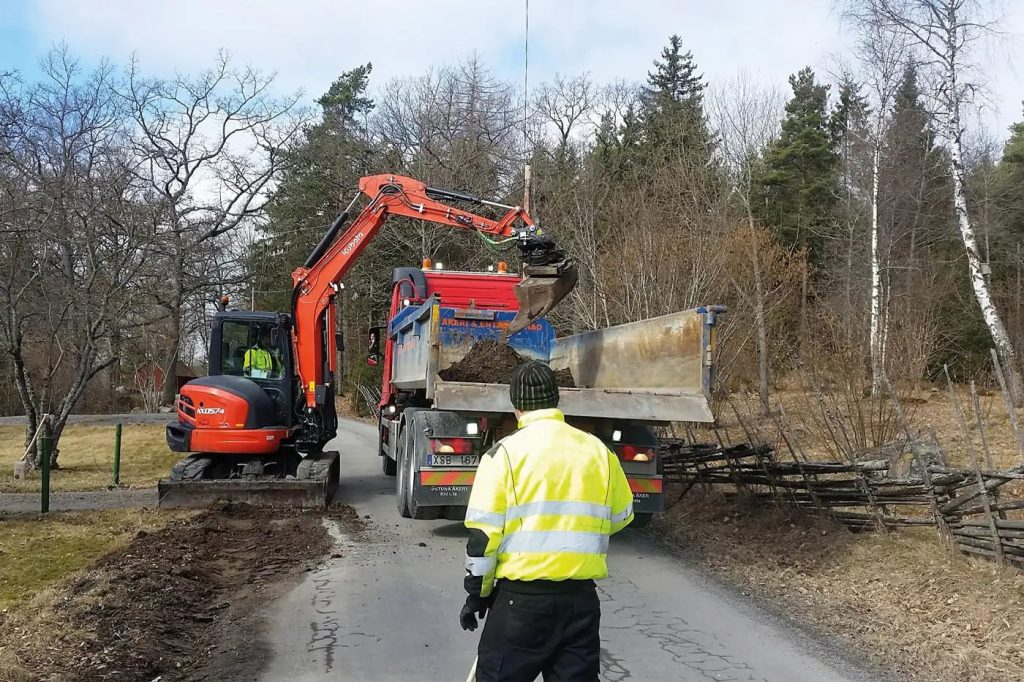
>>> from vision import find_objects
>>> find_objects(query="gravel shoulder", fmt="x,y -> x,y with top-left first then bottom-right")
0,489 -> 157,515
658,486 -> 1024,682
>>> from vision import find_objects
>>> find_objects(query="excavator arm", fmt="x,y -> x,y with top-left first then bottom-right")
290,173 -> 577,413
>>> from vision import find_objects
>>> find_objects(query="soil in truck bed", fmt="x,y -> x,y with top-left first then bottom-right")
439,339 -> 576,387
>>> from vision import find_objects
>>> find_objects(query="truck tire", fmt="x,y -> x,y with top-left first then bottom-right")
380,421 -> 397,476
396,422 -> 411,518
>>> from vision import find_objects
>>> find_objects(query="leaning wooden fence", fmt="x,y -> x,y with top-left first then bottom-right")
660,440 -> 1024,570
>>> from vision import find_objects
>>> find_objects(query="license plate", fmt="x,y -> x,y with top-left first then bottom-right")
428,454 -> 480,467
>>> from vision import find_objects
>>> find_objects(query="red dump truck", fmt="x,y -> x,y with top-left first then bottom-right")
375,263 -> 723,526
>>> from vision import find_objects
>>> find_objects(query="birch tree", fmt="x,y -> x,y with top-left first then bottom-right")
847,0 -> 1022,393
841,5 -> 912,393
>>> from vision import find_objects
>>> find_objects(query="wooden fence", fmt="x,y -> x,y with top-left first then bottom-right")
660,441 -> 1024,570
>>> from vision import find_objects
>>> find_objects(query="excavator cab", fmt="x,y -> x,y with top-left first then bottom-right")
209,312 -> 294,427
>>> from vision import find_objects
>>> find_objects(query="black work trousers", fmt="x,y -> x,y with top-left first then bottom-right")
475,579 -> 601,682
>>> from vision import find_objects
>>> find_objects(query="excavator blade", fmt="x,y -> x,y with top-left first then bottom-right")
157,451 -> 340,509
157,479 -> 333,509
506,262 -> 579,338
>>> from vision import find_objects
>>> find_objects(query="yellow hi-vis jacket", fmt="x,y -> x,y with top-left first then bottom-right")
244,346 -> 274,375
464,408 -> 634,598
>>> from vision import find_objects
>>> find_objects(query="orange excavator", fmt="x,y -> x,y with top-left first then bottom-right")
158,174 -> 577,507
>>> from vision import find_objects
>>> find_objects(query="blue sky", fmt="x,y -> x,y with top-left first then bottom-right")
1,0 -> 1021,139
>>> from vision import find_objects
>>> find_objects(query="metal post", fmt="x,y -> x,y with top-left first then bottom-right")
113,422 -> 123,486
40,416 -> 51,514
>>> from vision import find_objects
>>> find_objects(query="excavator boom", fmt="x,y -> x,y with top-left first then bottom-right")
291,174 -> 577,414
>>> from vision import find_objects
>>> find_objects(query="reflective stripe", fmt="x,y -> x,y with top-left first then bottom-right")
506,500 -> 610,522
465,507 -> 506,527
465,554 -> 496,576
499,530 -> 609,555
611,503 -> 633,524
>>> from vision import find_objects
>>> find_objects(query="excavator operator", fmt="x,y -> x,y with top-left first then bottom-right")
243,331 -> 279,379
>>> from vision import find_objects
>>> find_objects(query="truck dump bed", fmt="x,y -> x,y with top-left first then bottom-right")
390,299 -> 720,423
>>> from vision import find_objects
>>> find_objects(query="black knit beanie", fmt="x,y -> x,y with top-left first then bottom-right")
509,361 -> 560,412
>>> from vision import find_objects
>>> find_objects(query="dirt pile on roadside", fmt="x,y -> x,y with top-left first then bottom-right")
439,339 -> 575,387
657,487 -> 1024,681
0,502 -> 340,682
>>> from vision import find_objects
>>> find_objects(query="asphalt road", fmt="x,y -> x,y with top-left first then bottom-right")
260,419 -> 879,682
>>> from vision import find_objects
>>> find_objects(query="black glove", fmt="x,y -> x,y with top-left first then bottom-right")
459,594 -> 494,632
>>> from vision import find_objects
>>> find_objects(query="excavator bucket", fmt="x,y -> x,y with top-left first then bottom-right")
506,262 -> 579,337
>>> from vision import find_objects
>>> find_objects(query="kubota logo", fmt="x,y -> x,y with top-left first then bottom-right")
341,231 -> 364,255
197,407 -> 225,415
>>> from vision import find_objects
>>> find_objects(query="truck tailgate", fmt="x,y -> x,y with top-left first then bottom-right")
432,307 -> 720,423
432,381 -> 713,422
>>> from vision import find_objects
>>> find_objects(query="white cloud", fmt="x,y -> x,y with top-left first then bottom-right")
27,0 -> 1024,137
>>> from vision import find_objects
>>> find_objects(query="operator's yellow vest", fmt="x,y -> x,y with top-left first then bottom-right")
244,347 -> 273,373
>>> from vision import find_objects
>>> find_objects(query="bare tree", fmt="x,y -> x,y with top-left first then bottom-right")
123,52 -> 307,404
0,49 -> 154,462
373,56 -> 524,270
846,0 -> 1021,393
709,72 -> 784,411
533,74 -> 595,151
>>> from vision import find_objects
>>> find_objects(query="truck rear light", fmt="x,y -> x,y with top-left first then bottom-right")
619,445 -> 656,462
430,438 -> 474,455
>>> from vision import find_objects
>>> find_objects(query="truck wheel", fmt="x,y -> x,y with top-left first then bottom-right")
395,423 -> 411,518
380,421 -> 397,476
630,513 -> 654,529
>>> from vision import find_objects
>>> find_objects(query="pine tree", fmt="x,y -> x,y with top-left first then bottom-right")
637,35 -> 713,166
317,63 -> 374,126
884,63 -> 947,264
754,67 -> 838,257
643,34 -> 704,109
829,77 -> 870,152
995,106 -> 1024,235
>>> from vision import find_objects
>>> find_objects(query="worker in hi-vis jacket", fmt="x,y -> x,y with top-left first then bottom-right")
461,360 -> 634,681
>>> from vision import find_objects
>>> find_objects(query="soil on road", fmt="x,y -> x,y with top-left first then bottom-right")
0,503 -> 335,682
260,419 -> 881,682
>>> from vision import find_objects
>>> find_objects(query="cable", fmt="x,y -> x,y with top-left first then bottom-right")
524,0 -> 529,147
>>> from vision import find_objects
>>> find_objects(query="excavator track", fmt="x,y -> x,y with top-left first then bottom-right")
158,451 -> 341,509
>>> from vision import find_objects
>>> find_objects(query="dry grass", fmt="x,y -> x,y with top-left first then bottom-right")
0,423 -> 176,493
659,488 -> 1024,681
0,509 -> 181,613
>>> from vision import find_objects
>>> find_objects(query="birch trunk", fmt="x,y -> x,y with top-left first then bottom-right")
948,119 -> 1023,397
870,143 -> 884,395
